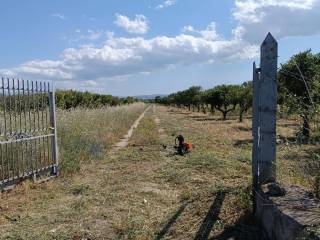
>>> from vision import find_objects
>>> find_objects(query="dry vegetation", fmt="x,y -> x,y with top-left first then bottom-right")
0,104 -> 318,239
58,103 -> 147,174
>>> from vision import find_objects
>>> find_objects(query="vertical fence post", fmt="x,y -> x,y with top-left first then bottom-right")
49,82 -> 59,175
258,33 -> 278,184
252,62 -> 260,188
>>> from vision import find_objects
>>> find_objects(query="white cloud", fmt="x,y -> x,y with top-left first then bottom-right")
233,0 -> 320,42
182,26 -> 195,32
156,0 -> 177,9
114,14 -> 149,34
182,22 -> 220,40
4,60 -> 72,80
4,0 -> 320,90
0,23 -> 258,84
52,13 -> 66,20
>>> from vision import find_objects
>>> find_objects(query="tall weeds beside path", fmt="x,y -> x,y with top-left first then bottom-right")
57,103 -> 146,174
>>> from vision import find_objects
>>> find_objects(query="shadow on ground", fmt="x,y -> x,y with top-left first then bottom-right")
155,191 -> 227,240
155,190 -> 261,240
193,191 -> 227,240
155,201 -> 191,240
210,213 -> 261,240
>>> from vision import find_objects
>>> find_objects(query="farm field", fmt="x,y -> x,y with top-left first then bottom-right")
0,104 -> 316,239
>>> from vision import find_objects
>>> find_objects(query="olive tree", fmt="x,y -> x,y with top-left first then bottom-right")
278,50 -> 320,140
205,85 -> 238,120
235,82 -> 253,122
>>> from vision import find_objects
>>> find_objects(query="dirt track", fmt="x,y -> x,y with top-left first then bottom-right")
114,105 -> 152,150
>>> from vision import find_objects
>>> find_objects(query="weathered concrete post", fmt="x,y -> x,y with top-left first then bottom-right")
252,34 -> 320,240
252,62 -> 260,188
252,33 -> 278,185
259,33 -> 278,184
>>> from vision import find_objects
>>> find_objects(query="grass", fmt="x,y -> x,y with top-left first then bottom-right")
0,103 -> 147,182
0,104 -> 318,239
0,103 -> 147,239
57,103 -> 146,174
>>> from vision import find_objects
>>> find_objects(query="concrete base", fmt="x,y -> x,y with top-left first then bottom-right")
255,184 -> 320,240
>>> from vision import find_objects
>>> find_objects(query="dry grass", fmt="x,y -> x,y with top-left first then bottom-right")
0,105 -> 317,239
0,103 -> 147,239
57,103 -> 146,174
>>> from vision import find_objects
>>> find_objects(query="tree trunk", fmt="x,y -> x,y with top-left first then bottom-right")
210,105 -> 214,114
188,105 -> 191,111
302,115 -> 310,140
222,111 -> 227,120
239,109 -> 244,122
217,108 -> 228,120
202,104 -> 207,114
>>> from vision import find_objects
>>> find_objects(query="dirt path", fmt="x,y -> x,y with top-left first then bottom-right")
114,105 -> 152,150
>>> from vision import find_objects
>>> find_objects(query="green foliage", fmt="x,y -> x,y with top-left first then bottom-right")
204,85 -> 239,120
156,83 -> 252,121
156,49 -> 320,137
55,90 -> 138,109
278,50 -> 320,140
155,86 -> 203,111
235,82 -> 253,122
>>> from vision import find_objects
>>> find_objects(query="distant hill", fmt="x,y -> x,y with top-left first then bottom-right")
134,94 -> 167,100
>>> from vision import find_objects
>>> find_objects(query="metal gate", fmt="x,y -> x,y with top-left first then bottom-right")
0,78 -> 58,190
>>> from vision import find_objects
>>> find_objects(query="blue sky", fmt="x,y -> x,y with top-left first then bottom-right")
1,0 -> 320,96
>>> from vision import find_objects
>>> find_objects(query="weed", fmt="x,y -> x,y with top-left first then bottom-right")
72,200 -> 87,214
70,184 -> 90,195
58,103 -> 146,174
301,153 -> 320,198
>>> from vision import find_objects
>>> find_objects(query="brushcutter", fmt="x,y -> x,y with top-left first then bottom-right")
163,135 -> 193,155
131,135 -> 193,156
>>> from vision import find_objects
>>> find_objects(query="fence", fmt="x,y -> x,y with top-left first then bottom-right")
0,78 -> 58,190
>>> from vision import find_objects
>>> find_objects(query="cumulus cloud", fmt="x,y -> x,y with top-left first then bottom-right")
156,0 -> 177,9
0,25 -> 258,82
114,14 -> 149,34
3,0 -> 320,88
182,22 -> 220,40
233,0 -> 320,42
2,60 -> 72,80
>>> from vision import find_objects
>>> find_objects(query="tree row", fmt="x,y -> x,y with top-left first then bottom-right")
156,50 -> 320,141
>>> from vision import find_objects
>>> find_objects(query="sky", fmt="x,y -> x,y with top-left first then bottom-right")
1,0 -> 320,96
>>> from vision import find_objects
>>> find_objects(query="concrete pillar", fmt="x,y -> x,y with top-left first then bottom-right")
252,62 -> 260,187
258,33 -> 278,184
